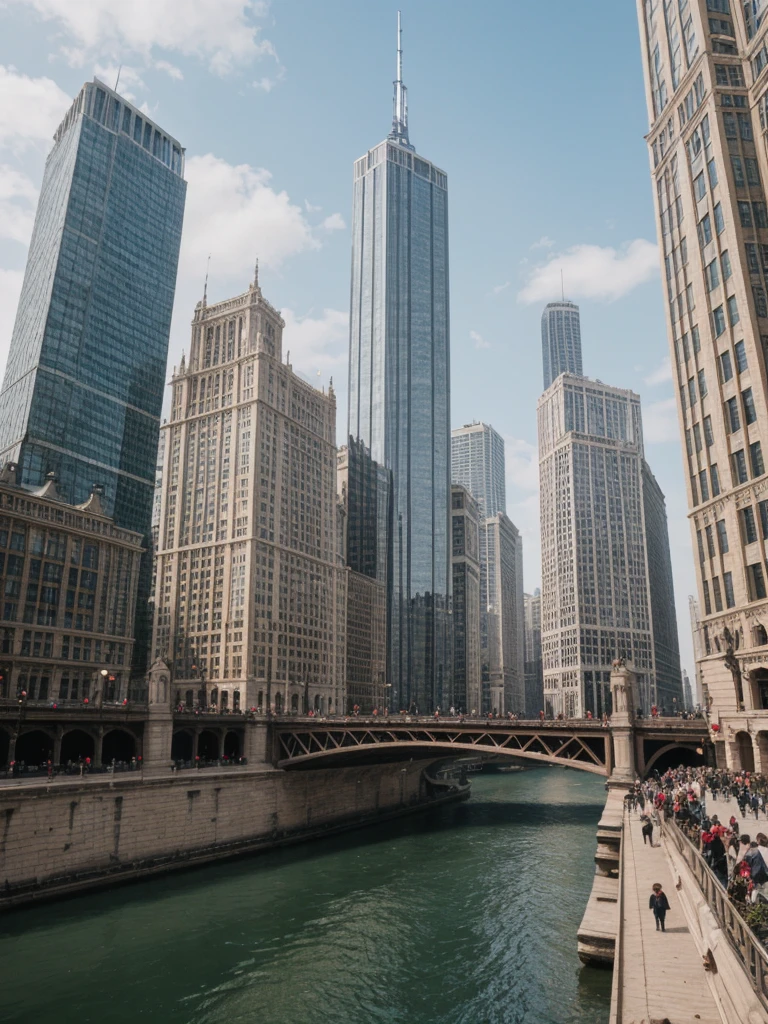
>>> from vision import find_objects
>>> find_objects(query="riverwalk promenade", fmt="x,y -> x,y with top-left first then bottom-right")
617,805 -> 724,1023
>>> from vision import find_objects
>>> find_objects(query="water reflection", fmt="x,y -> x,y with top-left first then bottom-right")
1,768 -> 611,1024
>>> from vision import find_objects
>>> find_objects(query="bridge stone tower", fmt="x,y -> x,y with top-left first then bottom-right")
608,659 -> 636,788
143,659 -> 173,771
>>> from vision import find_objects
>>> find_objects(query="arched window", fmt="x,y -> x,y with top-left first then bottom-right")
291,693 -> 299,712
275,693 -> 283,713
210,687 -> 218,706
220,690 -> 229,709
185,689 -> 193,707
314,694 -> 321,711
233,689 -> 241,711
257,690 -> 263,709
755,624 -> 768,647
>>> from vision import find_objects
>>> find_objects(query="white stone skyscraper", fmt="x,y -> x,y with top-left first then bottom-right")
450,421 -> 524,712
524,590 -> 544,715
152,270 -> 346,715
538,373 -> 682,717
542,301 -> 583,390
636,1 -> 768,771
483,513 -> 525,713
451,422 -> 506,518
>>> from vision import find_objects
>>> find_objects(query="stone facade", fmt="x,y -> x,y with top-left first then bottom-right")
451,484 -> 481,713
0,465 -> 143,707
538,374 -> 682,718
0,760 -> 434,906
482,512 -> 525,714
152,271 -> 346,715
637,2 -> 768,769
524,590 -> 544,716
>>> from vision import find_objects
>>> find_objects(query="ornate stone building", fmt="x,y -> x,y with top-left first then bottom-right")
538,374 -> 682,718
637,0 -> 768,768
152,271 -> 346,714
0,464 -> 143,705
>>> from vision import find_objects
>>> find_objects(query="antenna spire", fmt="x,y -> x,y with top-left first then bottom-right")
389,11 -> 413,150
203,254 -> 210,306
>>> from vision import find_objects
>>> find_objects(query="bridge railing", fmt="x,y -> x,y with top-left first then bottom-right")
664,815 -> 768,1009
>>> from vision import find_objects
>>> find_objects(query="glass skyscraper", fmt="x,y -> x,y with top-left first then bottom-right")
541,301 -> 583,390
347,17 -> 451,712
0,78 -> 186,668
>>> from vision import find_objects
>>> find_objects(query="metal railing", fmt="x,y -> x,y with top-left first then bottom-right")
664,815 -> 768,1009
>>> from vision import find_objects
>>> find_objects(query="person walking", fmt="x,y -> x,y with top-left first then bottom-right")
649,883 -> 671,932
641,813 -> 654,846
752,792 -> 761,821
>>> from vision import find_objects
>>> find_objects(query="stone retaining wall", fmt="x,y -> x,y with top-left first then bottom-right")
0,760 -> 444,907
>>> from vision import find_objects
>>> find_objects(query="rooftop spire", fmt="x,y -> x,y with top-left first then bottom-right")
389,11 -> 413,150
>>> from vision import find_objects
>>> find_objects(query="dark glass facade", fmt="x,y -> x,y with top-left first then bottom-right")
0,79 -> 186,670
348,140 -> 451,713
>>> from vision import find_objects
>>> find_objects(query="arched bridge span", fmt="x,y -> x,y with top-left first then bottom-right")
273,718 -> 711,775
274,721 -> 613,773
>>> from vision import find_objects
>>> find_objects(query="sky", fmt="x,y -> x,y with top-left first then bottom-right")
0,0 -> 696,673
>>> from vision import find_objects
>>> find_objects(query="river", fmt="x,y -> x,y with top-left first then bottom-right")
1,767 -> 612,1024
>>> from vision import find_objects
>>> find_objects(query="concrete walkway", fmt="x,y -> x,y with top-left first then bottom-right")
708,794 -> 768,837
618,807 -> 725,1023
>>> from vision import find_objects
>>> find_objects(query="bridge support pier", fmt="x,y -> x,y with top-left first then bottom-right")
606,660 -> 636,791
143,659 -> 173,772
577,661 -> 637,965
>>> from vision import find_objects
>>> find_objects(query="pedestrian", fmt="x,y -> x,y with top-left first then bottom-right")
649,883 -> 671,932
641,813 -> 654,846
752,792 -> 761,821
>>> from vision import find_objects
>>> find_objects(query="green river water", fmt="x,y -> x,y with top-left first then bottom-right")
0,767 -> 612,1024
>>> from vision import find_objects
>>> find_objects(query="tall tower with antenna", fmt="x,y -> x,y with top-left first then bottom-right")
347,12 -> 451,713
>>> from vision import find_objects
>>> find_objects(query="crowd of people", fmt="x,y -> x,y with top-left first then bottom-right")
628,765 -> 768,937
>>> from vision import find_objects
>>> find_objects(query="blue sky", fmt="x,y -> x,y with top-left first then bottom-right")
0,0 -> 696,672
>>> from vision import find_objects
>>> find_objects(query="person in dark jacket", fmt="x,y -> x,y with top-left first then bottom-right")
641,813 -> 654,845
649,883 -> 671,932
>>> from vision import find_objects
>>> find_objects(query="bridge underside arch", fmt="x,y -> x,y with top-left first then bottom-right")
643,742 -> 707,776
275,733 -> 610,775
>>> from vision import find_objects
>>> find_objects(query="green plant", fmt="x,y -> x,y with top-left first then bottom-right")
744,901 -> 768,934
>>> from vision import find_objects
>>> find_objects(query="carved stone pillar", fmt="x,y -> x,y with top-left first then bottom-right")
608,661 -> 636,789
143,658 -> 173,772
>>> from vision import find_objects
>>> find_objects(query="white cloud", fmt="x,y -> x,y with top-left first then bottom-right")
304,200 -> 322,213
0,66 -> 71,152
281,308 -> 348,374
154,60 -> 183,80
321,212 -> 346,232
531,235 -> 554,250
491,281 -> 511,295
9,0 -> 277,75
642,398 -> 679,444
0,269 -> 25,379
470,330 -> 490,350
643,355 -> 673,386
0,167 -> 38,245
518,239 -> 660,304
253,76 -> 277,92
505,437 -> 539,494
93,63 -> 145,102
179,154 -> 319,281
